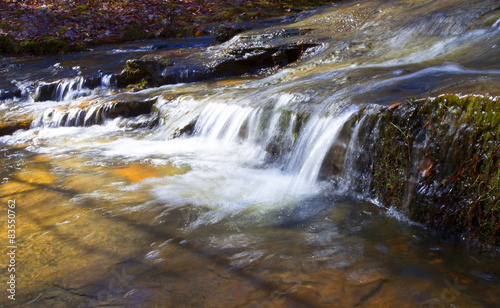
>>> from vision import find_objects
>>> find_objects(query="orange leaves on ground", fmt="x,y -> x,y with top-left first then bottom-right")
0,0 -> 341,50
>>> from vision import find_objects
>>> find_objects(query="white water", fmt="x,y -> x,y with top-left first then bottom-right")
14,73 -> 115,104
1,0 -> 499,227
286,109 -> 357,189
4,89 -> 358,225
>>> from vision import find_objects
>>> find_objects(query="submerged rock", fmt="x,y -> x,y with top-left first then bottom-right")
344,95 -> 500,247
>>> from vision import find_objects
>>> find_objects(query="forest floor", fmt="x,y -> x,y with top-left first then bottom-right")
0,0 -> 339,55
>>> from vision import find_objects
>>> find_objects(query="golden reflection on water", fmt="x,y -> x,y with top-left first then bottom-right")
0,148 -> 499,307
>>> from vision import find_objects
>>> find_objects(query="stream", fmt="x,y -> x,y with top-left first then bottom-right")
1,0 -> 500,307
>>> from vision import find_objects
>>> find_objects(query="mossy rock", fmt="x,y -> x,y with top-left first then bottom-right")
351,95 -> 500,248
115,56 -> 174,88
0,34 -> 20,54
20,37 -> 69,55
215,24 -> 248,43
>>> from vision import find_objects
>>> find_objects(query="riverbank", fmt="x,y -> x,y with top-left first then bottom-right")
0,0 -> 339,55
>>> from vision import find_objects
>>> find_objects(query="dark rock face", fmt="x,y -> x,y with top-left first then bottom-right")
114,57 -> 174,88
215,24 -> 248,43
0,88 -> 22,101
211,42 -> 317,77
114,28 -> 318,88
0,119 -> 32,136
33,75 -> 105,102
34,82 -> 58,102
102,99 -> 157,120
337,95 -> 500,247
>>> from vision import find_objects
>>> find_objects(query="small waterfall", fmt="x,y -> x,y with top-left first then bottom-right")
194,103 -> 258,142
31,97 -> 155,128
193,101 -> 298,158
33,106 -> 87,128
32,73 -> 114,102
340,111 -> 372,194
101,74 -> 113,88
285,108 -> 358,191
57,77 -> 86,101
187,98 -> 359,190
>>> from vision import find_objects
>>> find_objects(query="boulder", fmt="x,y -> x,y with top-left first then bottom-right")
343,95 -> 500,247
0,119 -> 32,136
114,28 -> 318,89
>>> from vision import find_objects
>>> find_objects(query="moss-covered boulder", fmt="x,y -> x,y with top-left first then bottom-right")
114,56 -> 174,88
19,37 -> 69,55
0,34 -> 20,54
349,95 -> 499,247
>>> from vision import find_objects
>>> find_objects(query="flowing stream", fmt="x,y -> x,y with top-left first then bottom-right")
1,0 -> 500,306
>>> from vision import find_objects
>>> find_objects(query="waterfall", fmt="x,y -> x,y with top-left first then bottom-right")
31,96 -> 154,129
101,74 -> 113,88
30,73 -> 114,102
186,98 -> 358,190
339,111 -> 372,195
192,101 -> 297,159
194,103 -> 259,143
285,108 -> 358,191
56,77 -> 86,101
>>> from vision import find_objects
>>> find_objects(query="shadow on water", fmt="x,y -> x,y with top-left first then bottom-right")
2,150 -> 315,307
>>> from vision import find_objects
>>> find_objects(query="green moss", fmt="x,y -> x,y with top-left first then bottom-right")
110,0 -> 129,7
58,26 -> 70,35
164,2 -> 179,8
57,14 -> 73,21
13,10 -> 25,17
123,24 -> 154,41
354,95 -> 500,247
19,37 -> 69,55
0,34 -> 20,54
126,79 -> 148,89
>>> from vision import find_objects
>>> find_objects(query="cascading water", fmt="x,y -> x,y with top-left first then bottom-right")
285,109 -> 357,191
1,0 -> 500,306
32,73 -> 114,102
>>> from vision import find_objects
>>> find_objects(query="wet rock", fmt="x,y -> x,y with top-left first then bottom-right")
102,99 -> 157,119
0,119 -> 32,136
114,28 -> 318,89
114,56 -> 174,88
34,82 -> 59,102
82,75 -> 104,89
215,24 -> 248,43
346,94 -> 500,247
0,87 -> 22,100
210,42 -> 317,78
172,118 -> 197,138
